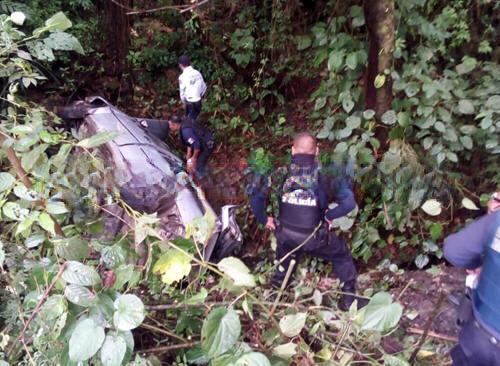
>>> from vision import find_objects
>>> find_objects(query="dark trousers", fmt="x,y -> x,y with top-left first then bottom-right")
451,319 -> 500,366
272,223 -> 357,288
195,145 -> 213,177
185,101 -> 202,120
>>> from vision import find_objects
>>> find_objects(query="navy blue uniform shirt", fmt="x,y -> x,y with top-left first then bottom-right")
181,127 -> 201,150
249,154 -> 356,225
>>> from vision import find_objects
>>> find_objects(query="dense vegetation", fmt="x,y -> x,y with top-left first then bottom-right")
0,0 -> 498,365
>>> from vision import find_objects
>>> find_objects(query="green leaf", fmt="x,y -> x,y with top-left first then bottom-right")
404,82 -> 419,97
55,237 -> 89,261
422,137 -> 433,150
384,354 -> 410,366
21,144 -> 48,171
46,201 -> 69,215
3,202 -> 28,221
397,112 -> 410,127
45,32 -> 84,54
52,143 -> 72,170
421,199 -> 442,216
374,74 -> 386,89
201,308 -> 241,358
231,352 -> 271,366
446,151 -> 458,163
360,292 -> 402,331
327,52 -> 344,72
462,197 -> 479,210
415,254 -> 429,269
16,211 -> 40,237
218,257 -> 256,287
279,312 -> 307,337
345,116 -> 361,130
363,109 -> 375,120
342,99 -> 354,113
314,97 -> 327,111
272,342 -> 297,360
37,212 -> 56,235
429,223 -> 443,241
45,12 -> 72,32
455,56 -> 477,75
346,52 -> 357,70
457,99 -> 474,115
485,95 -> 500,110
460,135 -> 473,150
26,41 -> 55,61
77,131 -> 120,148
381,110 -> 397,125
113,294 -> 145,331
62,261 -> 102,286
64,284 -> 97,307
100,334 -> 127,366
185,288 -> 208,305
0,172 -> 16,192
153,249 -> 191,285
433,121 -> 446,133
69,318 -> 105,362
296,36 -> 311,51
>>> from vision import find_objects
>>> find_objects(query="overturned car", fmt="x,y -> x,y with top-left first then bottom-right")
57,96 -> 242,262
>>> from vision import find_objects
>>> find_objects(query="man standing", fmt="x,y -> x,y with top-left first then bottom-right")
168,116 -> 214,178
248,132 -> 366,311
178,55 -> 207,121
444,193 -> 500,366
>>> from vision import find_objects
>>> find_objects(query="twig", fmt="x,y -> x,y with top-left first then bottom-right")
270,259 -> 295,316
397,278 -> 413,300
409,292 -> 446,364
139,341 -> 199,354
140,323 -> 187,343
0,131 -> 32,188
7,262 -> 68,357
407,327 -> 458,343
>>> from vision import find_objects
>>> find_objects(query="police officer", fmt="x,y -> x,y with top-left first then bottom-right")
178,55 -> 207,121
249,132 -> 366,311
444,194 -> 500,366
168,116 -> 214,178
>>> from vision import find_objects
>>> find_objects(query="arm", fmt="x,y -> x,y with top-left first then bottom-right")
179,75 -> 187,103
325,185 -> 356,221
443,213 -> 498,269
247,167 -> 286,226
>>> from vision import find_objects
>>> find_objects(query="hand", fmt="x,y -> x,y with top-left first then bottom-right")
265,217 -> 276,231
466,267 -> 482,275
187,159 -> 197,175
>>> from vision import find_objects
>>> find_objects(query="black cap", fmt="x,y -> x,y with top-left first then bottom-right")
170,115 -> 182,124
178,55 -> 190,67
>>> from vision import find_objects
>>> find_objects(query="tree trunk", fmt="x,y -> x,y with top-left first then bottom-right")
102,0 -> 131,77
364,0 -> 395,119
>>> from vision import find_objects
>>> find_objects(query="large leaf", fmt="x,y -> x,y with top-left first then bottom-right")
37,212 -> 56,235
45,32 -> 84,54
64,284 -> 97,307
457,99 -> 474,115
420,199 -> 442,216
62,261 -> 102,286
0,172 -> 16,192
360,292 -> 403,331
153,249 -> 191,285
232,352 -> 271,366
381,110 -> 397,125
279,312 -> 307,337
45,12 -> 72,32
100,334 -> 127,366
55,237 -> 90,261
69,318 -> 105,361
462,197 -> 479,210
113,294 -> 145,331
201,308 -> 241,358
272,342 -> 297,359
217,257 -> 256,287
46,201 -> 69,215
77,131 -> 120,148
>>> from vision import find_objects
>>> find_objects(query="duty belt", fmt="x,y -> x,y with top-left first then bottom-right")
474,320 -> 500,348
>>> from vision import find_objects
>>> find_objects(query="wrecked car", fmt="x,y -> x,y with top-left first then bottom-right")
57,96 -> 242,262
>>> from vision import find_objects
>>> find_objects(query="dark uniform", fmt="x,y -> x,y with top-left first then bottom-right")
249,153 -> 360,309
180,118 -> 214,177
444,211 -> 500,366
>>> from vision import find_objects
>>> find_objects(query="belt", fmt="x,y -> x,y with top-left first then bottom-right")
474,320 -> 500,348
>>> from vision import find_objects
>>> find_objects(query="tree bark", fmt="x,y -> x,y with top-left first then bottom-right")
102,0 -> 131,76
363,0 -> 395,119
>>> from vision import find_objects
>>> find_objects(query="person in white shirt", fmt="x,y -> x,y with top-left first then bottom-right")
178,55 -> 207,120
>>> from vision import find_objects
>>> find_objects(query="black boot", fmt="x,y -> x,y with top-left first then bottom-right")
339,284 -> 369,311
